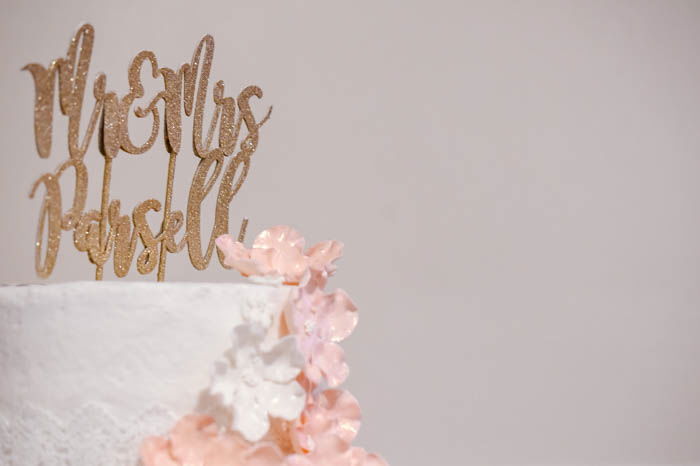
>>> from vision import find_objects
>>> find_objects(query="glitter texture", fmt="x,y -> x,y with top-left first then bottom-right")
25,24 -> 271,281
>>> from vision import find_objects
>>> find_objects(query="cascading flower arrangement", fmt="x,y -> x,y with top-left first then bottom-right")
140,226 -> 388,466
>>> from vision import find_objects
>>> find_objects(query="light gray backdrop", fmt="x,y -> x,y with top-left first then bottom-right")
1,1 -> 699,465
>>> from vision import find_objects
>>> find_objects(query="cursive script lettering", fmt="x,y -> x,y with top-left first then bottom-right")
25,24 -> 270,280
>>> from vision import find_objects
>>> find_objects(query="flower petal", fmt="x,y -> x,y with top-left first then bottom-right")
344,447 -> 390,466
231,324 -> 266,355
320,389 -> 361,445
312,432 -> 353,460
250,226 -> 309,283
259,379 -> 307,421
313,342 -> 349,387
201,431 -> 250,466
294,389 -> 361,454
323,289 -> 358,343
216,235 -> 270,276
306,240 -> 343,274
346,446 -> 367,465
262,335 -> 305,383
140,437 -> 179,466
364,453 -> 389,466
245,442 -> 287,466
249,247 -> 277,275
305,270 -> 330,290
271,248 -> 309,284
232,392 -> 270,442
253,225 -> 306,251
215,234 -> 239,258
304,363 -> 323,386
169,415 -> 217,464
284,455 -> 314,466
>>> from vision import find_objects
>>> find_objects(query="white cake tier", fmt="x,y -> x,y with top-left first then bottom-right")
0,281 -> 293,466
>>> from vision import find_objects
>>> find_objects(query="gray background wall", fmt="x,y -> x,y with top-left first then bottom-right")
1,1 -> 699,464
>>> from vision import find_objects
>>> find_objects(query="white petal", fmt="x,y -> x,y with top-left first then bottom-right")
259,380 -> 306,421
232,388 -> 270,442
231,323 -> 266,354
209,382 -> 232,407
262,335 -> 305,383
209,359 -> 240,407
211,357 -> 229,377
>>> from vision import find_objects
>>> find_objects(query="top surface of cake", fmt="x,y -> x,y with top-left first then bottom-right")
0,281 -> 291,419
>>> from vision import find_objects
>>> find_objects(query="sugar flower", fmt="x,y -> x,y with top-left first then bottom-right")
287,288 -> 358,387
286,389 -> 387,464
293,390 -> 361,454
305,240 -> 344,289
284,441 -> 387,466
216,226 -> 344,286
209,324 -> 307,442
140,414 -> 285,466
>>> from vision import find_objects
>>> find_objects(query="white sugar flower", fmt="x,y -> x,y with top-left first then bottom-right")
243,293 -> 276,328
209,323 -> 306,442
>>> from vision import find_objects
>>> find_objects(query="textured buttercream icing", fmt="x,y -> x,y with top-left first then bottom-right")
0,281 -> 292,465
0,282 -> 291,420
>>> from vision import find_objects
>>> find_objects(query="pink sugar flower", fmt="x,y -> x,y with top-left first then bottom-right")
285,431 -> 387,466
216,226 -> 344,286
140,414 -> 285,466
216,226 -> 305,283
287,389 -> 388,464
293,390 -> 361,454
216,234 -> 276,277
305,240 -> 344,289
251,226 -> 309,283
287,288 -> 358,387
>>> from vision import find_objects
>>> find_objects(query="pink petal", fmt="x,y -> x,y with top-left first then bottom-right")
285,289 -> 312,336
364,453 -> 389,466
304,363 -> 323,386
215,235 -> 248,264
323,289 -> 358,343
294,429 -> 315,454
294,389 -> 362,454
248,247 -> 277,275
284,455 -> 314,466
311,432 -> 353,460
345,447 -> 389,466
216,234 -> 270,276
201,431 -> 249,466
169,415 -> 217,464
245,442 -> 287,466
253,226 -> 306,252
345,447 -> 373,465
320,390 -> 361,445
305,270 -> 329,290
215,234 -> 238,256
251,226 -> 309,283
313,342 -> 349,387
140,437 -> 179,466
306,240 -> 344,274
270,248 -> 308,284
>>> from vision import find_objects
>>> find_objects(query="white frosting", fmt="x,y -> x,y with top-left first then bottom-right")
0,281 -> 293,465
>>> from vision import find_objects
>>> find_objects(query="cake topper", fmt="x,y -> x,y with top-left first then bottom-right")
24,24 -> 270,281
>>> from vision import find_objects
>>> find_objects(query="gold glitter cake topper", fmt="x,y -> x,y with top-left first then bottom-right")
25,23 -> 270,281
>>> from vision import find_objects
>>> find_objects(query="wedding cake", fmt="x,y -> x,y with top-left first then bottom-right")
6,22 -> 388,465
0,226 -> 388,465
